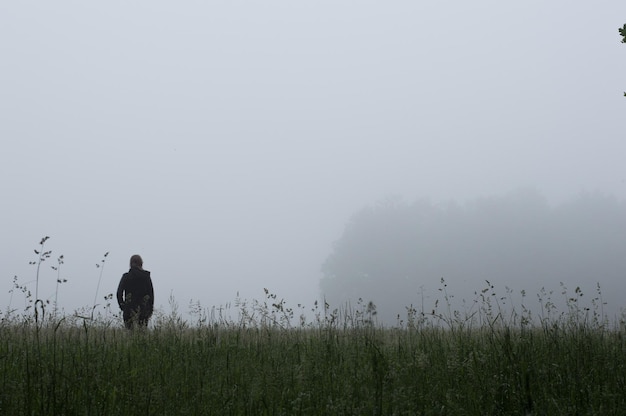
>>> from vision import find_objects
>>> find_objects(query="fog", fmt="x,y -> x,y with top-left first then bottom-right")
322,190 -> 626,324
1,2 -> 625,321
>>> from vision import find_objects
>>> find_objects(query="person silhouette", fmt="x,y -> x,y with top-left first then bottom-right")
116,255 -> 154,329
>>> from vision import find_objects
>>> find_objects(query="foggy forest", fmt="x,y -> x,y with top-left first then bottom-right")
320,189 -> 626,324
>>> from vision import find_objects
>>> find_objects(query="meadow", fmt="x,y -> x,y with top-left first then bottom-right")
2,282 -> 626,415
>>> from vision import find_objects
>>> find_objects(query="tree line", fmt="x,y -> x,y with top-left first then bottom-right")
320,190 -> 626,323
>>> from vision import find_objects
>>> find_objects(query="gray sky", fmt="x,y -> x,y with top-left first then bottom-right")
1,1 -> 625,316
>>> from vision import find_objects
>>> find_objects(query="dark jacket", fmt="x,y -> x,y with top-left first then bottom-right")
117,267 -> 154,314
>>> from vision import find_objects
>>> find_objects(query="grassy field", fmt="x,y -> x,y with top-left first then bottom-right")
2,288 -> 626,416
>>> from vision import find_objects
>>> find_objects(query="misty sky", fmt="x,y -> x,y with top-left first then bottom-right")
1,1 -> 625,316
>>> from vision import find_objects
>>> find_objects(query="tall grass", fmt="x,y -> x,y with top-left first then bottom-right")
1,283 -> 626,415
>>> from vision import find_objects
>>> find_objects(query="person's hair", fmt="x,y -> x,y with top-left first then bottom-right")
130,254 -> 143,269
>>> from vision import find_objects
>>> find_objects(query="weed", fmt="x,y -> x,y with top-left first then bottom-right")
28,236 -> 51,318
51,254 -> 66,316
92,251 -> 109,319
